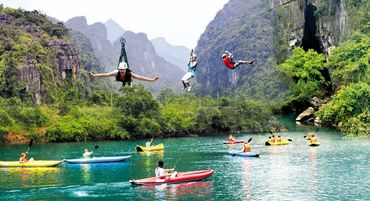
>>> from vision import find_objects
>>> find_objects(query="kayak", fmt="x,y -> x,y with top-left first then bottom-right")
64,156 -> 131,164
0,160 -> 62,167
136,143 -> 164,152
228,151 -> 259,157
265,140 -> 289,146
223,140 -> 245,144
308,142 -> 320,146
130,169 -> 214,185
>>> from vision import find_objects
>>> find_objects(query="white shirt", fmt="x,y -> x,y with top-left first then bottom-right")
155,167 -> 166,177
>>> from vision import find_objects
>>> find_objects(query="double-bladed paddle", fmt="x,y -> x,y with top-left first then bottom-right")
26,139 -> 34,154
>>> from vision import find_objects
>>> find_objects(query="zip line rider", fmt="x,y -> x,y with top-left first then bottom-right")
181,50 -> 197,91
222,51 -> 254,70
88,62 -> 159,85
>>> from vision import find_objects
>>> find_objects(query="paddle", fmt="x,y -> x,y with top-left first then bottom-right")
25,139 -> 34,154
232,138 -> 252,156
94,145 -> 99,150
173,159 -> 181,170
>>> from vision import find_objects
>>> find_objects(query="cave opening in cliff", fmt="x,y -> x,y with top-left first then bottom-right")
301,2 -> 322,53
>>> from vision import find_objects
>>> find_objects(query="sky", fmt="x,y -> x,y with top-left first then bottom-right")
2,0 -> 229,49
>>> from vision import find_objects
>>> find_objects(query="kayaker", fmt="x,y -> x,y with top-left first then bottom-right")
88,62 -> 159,86
242,142 -> 251,153
181,51 -> 197,91
271,135 -> 277,143
277,136 -> 282,143
83,149 -> 93,158
228,134 -> 236,141
222,51 -> 254,70
155,161 -> 177,178
310,135 -> 318,143
146,137 -> 154,148
19,152 -> 34,163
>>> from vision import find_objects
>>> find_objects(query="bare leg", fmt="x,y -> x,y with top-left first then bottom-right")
234,60 -> 254,68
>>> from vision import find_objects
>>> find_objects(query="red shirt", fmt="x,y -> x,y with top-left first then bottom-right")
223,57 -> 235,69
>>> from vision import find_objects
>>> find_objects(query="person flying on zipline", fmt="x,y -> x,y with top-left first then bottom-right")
222,51 -> 254,70
88,62 -> 159,85
181,50 -> 197,91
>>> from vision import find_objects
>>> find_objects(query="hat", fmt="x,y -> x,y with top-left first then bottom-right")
117,62 -> 128,70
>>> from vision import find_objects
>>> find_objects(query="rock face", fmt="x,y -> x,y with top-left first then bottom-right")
0,8 -> 80,103
195,0 -> 356,97
48,39 -> 80,80
296,107 -> 315,121
65,16 -> 116,68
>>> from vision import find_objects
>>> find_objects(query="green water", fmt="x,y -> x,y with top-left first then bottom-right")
1,128 -> 369,200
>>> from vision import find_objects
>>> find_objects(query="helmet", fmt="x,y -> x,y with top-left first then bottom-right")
117,62 -> 128,70
192,54 -> 197,58
222,53 -> 228,58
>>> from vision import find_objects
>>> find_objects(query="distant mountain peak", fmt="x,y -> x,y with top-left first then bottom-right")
104,19 -> 125,44
151,37 -> 189,71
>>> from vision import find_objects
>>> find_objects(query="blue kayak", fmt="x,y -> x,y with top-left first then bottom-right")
228,151 -> 259,157
64,156 -> 131,164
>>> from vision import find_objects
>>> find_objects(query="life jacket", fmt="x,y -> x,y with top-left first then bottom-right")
116,69 -> 132,86
243,143 -> 251,152
277,137 -> 282,142
223,57 -> 235,69
310,137 -> 317,143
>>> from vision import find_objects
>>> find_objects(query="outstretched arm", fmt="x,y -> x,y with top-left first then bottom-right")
88,71 -> 115,78
131,72 -> 159,82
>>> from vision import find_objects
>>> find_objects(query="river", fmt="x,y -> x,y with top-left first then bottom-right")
0,126 -> 369,200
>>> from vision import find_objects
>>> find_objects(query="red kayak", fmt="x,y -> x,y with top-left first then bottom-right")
223,140 -> 245,144
129,169 -> 214,185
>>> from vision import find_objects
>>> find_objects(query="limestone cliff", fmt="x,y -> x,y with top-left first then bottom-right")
0,7 -> 80,104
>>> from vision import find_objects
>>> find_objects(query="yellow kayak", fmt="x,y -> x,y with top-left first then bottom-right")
265,140 -> 289,146
308,142 -> 320,146
0,160 -> 62,167
136,143 -> 164,152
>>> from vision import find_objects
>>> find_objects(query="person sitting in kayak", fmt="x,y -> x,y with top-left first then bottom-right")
242,142 -> 251,153
19,152 -> 34,163
146,137 -> 154,148
222,51 -> 254,70
277,136 -> 282,143
88,62 -> 159,86
83,149 -> 93,158
310,135 -> 317,143
271,135 -> 277,143
228,134 -> 236,141
155,161 -> 177,178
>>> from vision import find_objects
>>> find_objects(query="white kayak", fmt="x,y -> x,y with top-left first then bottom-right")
64,156 -> 131,164
228,151 -> 259,157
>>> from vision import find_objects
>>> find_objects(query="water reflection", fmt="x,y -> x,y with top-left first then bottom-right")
138,150 -> 164,158
1,167 -> 62,189
242,158 -> 251,200
81,164 -> 91,184
133,181 -> 214,200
